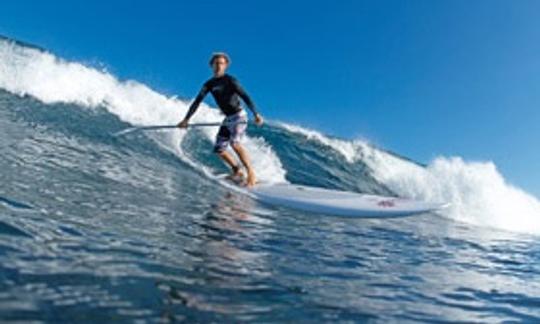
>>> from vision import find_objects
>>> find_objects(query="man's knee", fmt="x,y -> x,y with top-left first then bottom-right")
230,142 -> 242,151
214,145 -> 226,154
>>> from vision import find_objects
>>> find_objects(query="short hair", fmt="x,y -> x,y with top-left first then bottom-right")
209,52 -> 231,66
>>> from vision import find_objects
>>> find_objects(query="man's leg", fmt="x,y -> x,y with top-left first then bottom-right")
214,125 -> 243,178
217,150 -> 243,177
231,142 -> 256,187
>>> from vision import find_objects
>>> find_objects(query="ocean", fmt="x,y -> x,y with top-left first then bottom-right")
1,36 -> 540,322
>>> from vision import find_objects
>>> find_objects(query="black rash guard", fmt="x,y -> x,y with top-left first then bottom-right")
184,74 -> 258,120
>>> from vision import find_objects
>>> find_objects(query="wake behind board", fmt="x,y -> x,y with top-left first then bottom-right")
217,175 -> 447,218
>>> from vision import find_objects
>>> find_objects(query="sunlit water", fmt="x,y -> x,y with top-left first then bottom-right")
1,36 -> 540,322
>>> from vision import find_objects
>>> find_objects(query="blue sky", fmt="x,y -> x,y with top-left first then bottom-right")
1,0 -> 539,196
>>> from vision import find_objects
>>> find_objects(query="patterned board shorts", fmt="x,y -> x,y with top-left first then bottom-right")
213,111 -> 248,153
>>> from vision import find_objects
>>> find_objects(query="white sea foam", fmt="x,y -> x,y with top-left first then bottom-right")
281,122 -> 540,235
0,38 -> 286,184
277,122 -> 361,163
2,38 -> 539,234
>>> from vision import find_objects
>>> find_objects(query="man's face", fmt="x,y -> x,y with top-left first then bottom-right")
212,57 -> 228,76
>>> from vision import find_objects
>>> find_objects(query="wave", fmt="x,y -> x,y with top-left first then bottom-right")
280,124 -> 540,235
0,36 -> 286,184
1,35 -> 539,235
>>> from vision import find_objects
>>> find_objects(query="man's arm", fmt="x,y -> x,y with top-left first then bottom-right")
179,84 -> 209,127
231,77 -> 258,116
231,77 -> 264,126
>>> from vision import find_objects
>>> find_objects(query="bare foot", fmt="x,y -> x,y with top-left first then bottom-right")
231,165 -> 244,178
246,169 -> 256,187
226,165 -> 245,185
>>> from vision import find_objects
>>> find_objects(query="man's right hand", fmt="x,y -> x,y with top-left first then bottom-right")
177,119 -> 189,128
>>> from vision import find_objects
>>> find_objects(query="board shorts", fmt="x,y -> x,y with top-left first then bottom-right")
213,111 -> 248,153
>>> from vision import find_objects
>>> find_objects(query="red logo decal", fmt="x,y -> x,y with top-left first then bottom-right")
378,200 -> 396,207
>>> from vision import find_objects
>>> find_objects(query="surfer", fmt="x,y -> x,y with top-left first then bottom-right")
178,52 -> 264,187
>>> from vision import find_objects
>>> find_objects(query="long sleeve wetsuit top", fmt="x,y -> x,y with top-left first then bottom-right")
185,74 -> 257,120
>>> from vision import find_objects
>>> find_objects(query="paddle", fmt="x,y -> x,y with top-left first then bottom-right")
113,121 -> 248,137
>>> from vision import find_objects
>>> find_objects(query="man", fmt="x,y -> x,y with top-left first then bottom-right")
178,52 -> 264,187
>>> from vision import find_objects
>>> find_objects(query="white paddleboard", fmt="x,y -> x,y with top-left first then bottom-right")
217,175 -> 447,218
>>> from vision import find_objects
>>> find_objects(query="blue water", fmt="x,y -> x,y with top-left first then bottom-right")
1,37 -> 540,322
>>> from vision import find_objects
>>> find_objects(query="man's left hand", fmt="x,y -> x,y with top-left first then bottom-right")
254,114 -> 264,126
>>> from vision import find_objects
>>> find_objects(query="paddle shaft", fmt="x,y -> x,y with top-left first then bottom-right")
113,121 -> 248,136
